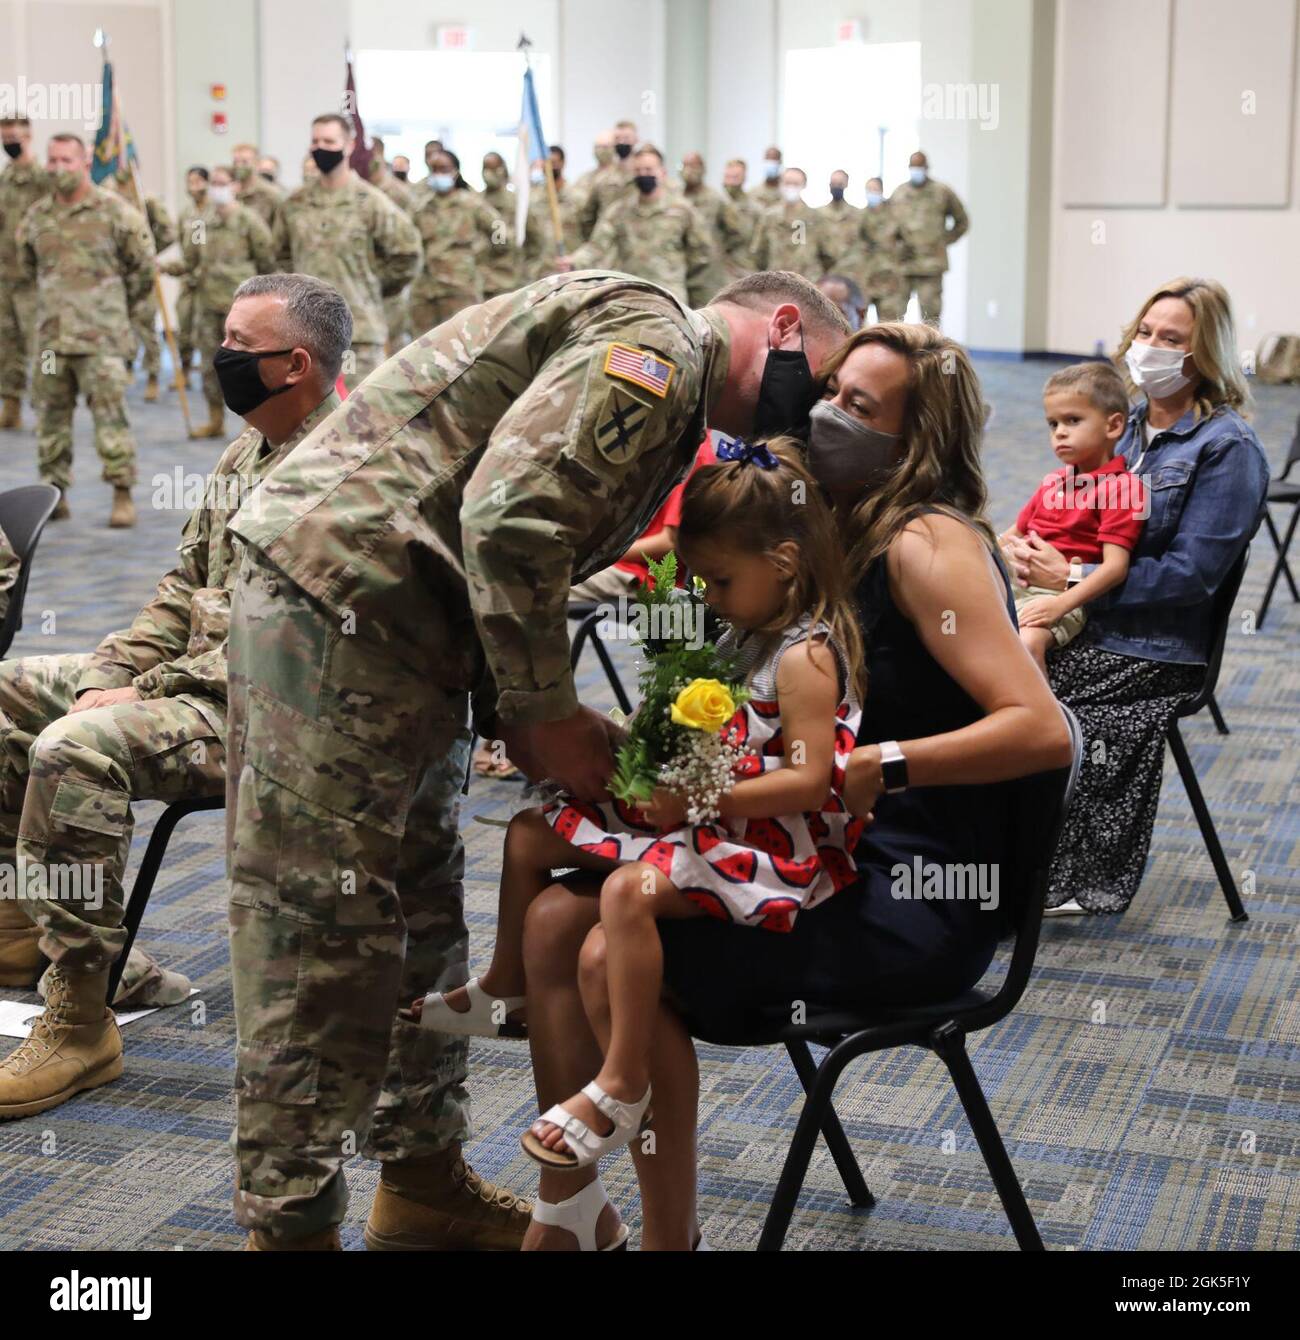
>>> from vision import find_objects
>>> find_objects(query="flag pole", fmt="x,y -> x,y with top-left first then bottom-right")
517,34 -> 566,265
96,31 -> 194,435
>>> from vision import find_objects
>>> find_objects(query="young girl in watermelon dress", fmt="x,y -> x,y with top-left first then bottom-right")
408,437 -> 865,1170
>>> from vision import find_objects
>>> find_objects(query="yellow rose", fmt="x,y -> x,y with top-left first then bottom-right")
670,679 -> 736,732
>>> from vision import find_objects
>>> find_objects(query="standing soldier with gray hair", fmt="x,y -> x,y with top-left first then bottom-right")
0,274 -> 348,1123
17,133 -> 153,527
0,117 -> 50,431
273,114 -> 421,384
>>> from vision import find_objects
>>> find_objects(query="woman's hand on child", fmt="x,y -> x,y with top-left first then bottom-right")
1017,594 -> 1066,628
844,745 -> 884,822
641,786 -> 688,831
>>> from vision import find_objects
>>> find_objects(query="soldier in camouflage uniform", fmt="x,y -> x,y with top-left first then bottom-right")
846,176 -> 908,322
365,141 -> 417,355
17,134 -> 153,528
0,117 -> 51,431
750,145 -> 784,210
160,164 -> 275,439
576,119 -> 638,238
232,142 -> 284,232
408,149 -> 504,335
171,168 -> 210,390
569,131 -> 614,233
478,152 -> 518,299
222,268 -> 850,1247
520,152 -> 584,284
110,172 -> 174,402
750,167 -> 840,282
274,115 -> 421,385
564,145 -> 714,307
888,151 -> 969,324
817,169 -> 860,273
0,276 -> 350,1125
679,152 -> 750,299
720,158 -> 760,268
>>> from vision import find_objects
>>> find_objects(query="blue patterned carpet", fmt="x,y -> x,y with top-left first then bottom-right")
0,356 -> 1295,1251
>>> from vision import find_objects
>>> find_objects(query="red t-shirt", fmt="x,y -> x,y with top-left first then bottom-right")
614,436 -> 717,583
1015,456 -> 1146,562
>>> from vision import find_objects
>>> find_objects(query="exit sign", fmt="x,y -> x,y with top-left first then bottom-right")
436,25 -> 472,50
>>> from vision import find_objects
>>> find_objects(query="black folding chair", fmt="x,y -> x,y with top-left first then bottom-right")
568,602 -> 633,714
1165,547 -> 1250,923
1257,413 -> 1299,628
106,795 -> 225,1006
0,484 -> 61,659
686,707 -> 1083,1252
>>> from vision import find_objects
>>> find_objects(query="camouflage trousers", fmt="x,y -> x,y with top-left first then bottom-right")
176,287 -> 197,368
196,308 -> 227,413
409,293 -> 477,342
903,272 -> 944,323
862,270 -> 908,323
0,652 -> 224,976
132,295 -> 161,377
227,547 -> 473,1235
32,352 -> 138,491
0,279 -> 36,398
383,289 -> 411,356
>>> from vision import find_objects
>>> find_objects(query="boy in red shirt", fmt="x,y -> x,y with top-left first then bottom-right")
999,362 -> 1146,675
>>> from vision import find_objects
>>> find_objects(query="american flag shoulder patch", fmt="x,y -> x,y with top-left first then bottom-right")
603,343 -> 675,399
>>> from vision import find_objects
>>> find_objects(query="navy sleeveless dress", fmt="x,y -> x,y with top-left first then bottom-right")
658,533 -> 1015,1028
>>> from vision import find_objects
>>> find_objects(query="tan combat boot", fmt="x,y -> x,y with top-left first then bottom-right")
0,396 -> 20,430
108,487 -> 136,528
0,898 -> 43,988
0,965 -> 122,1119
143,374 -> 159,403
51,493 -> 70,521
245,1227 -> 342,1251
364,1144 -> 532,1251
189,405 -> 225,440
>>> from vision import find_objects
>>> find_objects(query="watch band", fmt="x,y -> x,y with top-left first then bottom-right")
1066,557 -> 1084,587
878,739 -> 909,794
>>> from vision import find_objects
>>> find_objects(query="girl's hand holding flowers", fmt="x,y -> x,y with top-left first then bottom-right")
641,786 -> 689,831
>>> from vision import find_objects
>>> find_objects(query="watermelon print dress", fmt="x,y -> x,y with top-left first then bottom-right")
542,617 -> 865,933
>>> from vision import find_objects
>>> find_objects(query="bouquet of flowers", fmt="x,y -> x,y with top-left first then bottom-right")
608,553 -> 754,824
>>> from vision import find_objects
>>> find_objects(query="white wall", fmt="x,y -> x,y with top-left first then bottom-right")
1046,0 -> 1300,356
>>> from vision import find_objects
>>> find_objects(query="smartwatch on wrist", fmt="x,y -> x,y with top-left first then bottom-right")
1066,557 -> 1084,588
878,740 -> 909,794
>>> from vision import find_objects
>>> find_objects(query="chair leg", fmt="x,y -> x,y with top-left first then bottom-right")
1258,506 -> 1300,628
785,1040 -> 874,1208
1167,724 -> 1248,923
590,632 -> 633,714
1207,693 -> 1229,736
931,1023 -> 1044,1251
758,1043 -> 858,1250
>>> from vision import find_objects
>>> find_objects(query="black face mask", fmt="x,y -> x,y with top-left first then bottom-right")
829,186 -> 845,202
3,142 -> 21,161
753,337 -> 816,438
311,147 -> 345,175
213,346 -> 295,416
259,170 -> 275,183
614,142 -> 633,160
633,174 -> 657,195
393,169 -> 408,181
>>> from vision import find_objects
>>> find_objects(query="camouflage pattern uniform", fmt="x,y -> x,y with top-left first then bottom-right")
478,181 -> 518,298
234,170 -> 283,232
273,174 -> 421,385
750,200 -> 840,282
125,195 -> 174,380
817,197 -> 861,274
17,186 -> 154,491
721,184 -> 761,267
519,183 -> 584,283
0,159 -> 51,401
576,162 -> 632,239
681,182 -> 751,298
166,204 -> 275,416
170,203 -> 204,372
569,194 -> 715,307
749,175 -> 782,211
223,272 -> 730,1235
0,525 -> 17,619
846,201 -> 908,321
372,171 -> 417,352
0,393 -> 337,998
887,175 -> 969,322
408,187 -> 504,336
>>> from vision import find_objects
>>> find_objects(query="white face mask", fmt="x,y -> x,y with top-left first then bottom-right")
909,167 -> 927,185
208,184 -> 234,208
1125,340 -> 1192,399
866,191 -> 884,207
781,185 -> 802,204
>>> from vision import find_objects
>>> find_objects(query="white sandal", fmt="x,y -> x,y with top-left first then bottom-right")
411,977 -> 526,1038
531,1177 -> 629,1251
521,1080 -> 653,1170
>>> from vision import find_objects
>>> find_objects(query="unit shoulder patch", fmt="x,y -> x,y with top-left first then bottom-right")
603,343 -> 675,399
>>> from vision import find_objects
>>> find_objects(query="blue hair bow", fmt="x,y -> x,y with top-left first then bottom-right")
715,437 -> 780,470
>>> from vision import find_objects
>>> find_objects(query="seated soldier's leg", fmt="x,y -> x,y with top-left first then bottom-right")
0,654 -> 93,985
363,726 -> 531,1252
0,693 -> 224,1117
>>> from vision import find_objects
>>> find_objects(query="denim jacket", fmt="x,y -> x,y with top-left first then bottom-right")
1084,401 -> 1269,665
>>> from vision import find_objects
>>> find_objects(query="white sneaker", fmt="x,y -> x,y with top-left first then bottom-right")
1043,898 -> 1088,917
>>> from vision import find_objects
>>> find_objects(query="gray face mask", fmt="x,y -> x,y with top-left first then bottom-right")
807,399 -> 901,491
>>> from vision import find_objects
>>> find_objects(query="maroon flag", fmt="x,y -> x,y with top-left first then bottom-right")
344,51 -> 370,174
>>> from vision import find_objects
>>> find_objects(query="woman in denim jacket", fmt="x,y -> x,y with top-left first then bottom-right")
1006,277 -> 1269,913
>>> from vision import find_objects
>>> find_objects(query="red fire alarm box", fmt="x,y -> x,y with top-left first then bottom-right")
211,112 -> 228,134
